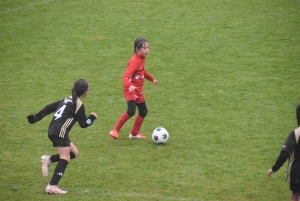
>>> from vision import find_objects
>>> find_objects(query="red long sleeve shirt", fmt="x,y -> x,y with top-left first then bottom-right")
122,53 -> 154,94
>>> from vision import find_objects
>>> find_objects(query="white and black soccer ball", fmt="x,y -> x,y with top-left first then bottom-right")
152,127 -> 169,144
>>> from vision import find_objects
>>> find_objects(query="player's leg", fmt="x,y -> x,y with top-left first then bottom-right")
47,142 -> 77,163
296,104 -> 300,127
129,101 -> 148,138
42,152 -> 76,176
110,100 -> 136,139
48,150 -> 76,164
116,100 -> 137,130
295,183 -> 300,201
41,142 -> 77,177
290,191 -> 298,201
45,143 -> 78,194
70,142 -> 78,158
51,146 -> 70,181
46,146 -> 69,194
41,137 -> 59,177
45,137 -> 71,194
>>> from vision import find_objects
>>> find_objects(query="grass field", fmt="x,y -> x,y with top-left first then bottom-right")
1,0 -> 300,200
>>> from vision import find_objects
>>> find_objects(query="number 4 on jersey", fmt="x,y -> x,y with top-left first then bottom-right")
54,105 -> 66,120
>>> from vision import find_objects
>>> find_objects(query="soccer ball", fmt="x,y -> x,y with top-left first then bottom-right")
152,127 -> 169,144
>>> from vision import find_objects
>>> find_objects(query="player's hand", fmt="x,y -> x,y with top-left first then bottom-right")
153,79 -> 159,86
27,115 -> 36,124
129,85 -> 136,92
267,169 -> 273,177
91,112 -> 98,118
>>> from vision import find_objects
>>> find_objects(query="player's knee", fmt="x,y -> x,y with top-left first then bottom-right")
139,108 -> 148,118
127,108 -> 136,117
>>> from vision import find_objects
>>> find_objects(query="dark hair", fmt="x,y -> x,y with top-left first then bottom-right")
134,37 -> 148,53
72,79 -> 89,103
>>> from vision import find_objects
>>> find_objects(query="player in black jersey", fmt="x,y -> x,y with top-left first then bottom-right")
267,104 -> 300,201
296,103 -> 300,127
27,79 -> 98,194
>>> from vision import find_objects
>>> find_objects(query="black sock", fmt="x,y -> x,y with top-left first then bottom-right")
50,154 -> 60,163
70,152 -> 76,159
49,159 -> 69,185
50,152 -> 76,163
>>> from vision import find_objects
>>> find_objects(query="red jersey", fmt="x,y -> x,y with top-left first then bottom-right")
122,53 -> 154,94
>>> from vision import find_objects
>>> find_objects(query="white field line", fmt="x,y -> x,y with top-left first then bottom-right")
0,0 -> 54,14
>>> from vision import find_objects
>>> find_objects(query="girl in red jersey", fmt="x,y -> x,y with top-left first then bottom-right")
109,37 -> 158,139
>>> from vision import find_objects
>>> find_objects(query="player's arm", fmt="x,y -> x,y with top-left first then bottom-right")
75,105 -> 97,128
144,70 -> 158,85
268,151 -> 289,175
268,130 -> 296,176
27,101 -> 60,124
144,70 -> 154,82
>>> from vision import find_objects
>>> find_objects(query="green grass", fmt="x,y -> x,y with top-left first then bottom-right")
1,0 -> 300,200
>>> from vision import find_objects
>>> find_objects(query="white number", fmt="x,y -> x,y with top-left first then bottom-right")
54,105 -> 66,120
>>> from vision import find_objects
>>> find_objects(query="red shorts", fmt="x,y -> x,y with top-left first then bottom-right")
124,90 -> 145,104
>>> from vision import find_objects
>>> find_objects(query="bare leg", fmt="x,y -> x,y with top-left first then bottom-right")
70,142 -> 79,157
57,146 -> 71,162
290,191 -> 300,201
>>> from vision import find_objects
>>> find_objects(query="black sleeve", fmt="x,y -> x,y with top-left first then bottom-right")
271,130 -> 296,172
75,104 -> 96,128
27,101 -> 60,124
272,152 -> 289,172
296,103 -> 300,127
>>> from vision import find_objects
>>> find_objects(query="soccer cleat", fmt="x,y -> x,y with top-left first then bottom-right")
109,129 -> 119,139
129,133 -> 146,139
41,155 -> 52,177
45,184 -> 67,194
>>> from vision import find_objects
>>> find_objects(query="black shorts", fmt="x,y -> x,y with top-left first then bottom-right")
49,136 -> 71,147
290,183 -> 300,194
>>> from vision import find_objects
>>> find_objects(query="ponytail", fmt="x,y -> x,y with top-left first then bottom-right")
71,79 -> 89,105
72,88 -> 78,104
